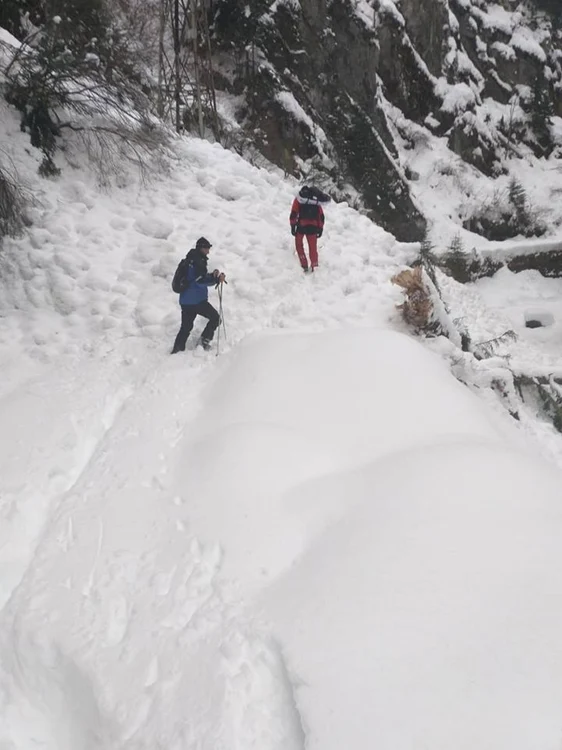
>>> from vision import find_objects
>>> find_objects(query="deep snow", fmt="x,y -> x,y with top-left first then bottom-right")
2,37 -> 562,748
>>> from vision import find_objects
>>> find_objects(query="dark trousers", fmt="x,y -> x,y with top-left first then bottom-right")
172,301 -> 220,353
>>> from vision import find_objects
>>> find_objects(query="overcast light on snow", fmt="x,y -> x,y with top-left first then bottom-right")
3,28 -> 562,750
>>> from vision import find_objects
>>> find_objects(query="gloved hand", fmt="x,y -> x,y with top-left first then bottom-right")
291,225 -> 297,236
317,229 -> 323,238
213,269 -> 220,276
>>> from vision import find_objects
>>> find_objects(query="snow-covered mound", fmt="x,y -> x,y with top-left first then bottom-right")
2,327 -> 562,750
262,435 -> 562,750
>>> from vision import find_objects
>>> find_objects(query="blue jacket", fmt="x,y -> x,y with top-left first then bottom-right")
179,248 -> 217,305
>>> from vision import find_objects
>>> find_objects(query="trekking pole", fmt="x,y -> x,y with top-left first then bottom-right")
215,280 -> 227,357
216,295 -> 221,357
218,283 -> 227,341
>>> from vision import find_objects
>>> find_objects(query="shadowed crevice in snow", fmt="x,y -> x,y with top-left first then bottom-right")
220,630 -> 307,750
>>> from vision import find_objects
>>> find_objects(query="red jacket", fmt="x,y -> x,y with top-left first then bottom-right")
290,197 -> 325,235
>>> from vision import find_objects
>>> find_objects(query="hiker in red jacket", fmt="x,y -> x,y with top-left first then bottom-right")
289,186 -> 327,272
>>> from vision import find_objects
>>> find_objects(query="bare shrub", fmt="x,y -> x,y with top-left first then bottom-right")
65,118 -> 171,186
0,154 -> 27,239
4,10 -> 168,181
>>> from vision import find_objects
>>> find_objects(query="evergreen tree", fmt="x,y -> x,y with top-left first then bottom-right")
447,233 -> 464,256
444,232 -> 471,282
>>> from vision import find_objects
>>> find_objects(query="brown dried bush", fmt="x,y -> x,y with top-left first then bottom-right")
392,266 -> 436,332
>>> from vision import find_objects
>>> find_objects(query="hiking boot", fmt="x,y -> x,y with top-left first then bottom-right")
199,338 -> 212,351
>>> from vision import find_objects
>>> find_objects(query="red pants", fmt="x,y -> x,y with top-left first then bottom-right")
295,233 -> 318,269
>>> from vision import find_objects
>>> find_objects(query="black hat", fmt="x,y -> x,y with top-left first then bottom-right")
196,236 -> 212,249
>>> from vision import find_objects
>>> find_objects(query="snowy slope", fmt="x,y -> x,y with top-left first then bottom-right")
0,96 -> 409,603
2,85 -> 562,749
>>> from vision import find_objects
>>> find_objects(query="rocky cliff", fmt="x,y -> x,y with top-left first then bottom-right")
210,0 -> 562,242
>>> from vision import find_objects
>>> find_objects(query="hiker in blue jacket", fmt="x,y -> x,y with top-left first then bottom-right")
171,237 -> 226,353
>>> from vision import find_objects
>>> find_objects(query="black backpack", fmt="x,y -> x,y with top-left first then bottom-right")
299,185 -> 331,203
171,258 -> 189,293
299,202 -> 321,220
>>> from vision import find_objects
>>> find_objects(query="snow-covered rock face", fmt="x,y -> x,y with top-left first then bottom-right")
212,0 -> 562,240
399,0 -> 450,75
213,0 -> 428,242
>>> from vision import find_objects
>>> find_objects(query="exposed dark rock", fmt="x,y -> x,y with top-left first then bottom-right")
376,13 -> 438,122
437,246 -> 562,283
211,0 -> 562,241
524,310 -> 554,328
396,0 -> 449,76
448,114 -> 502,175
